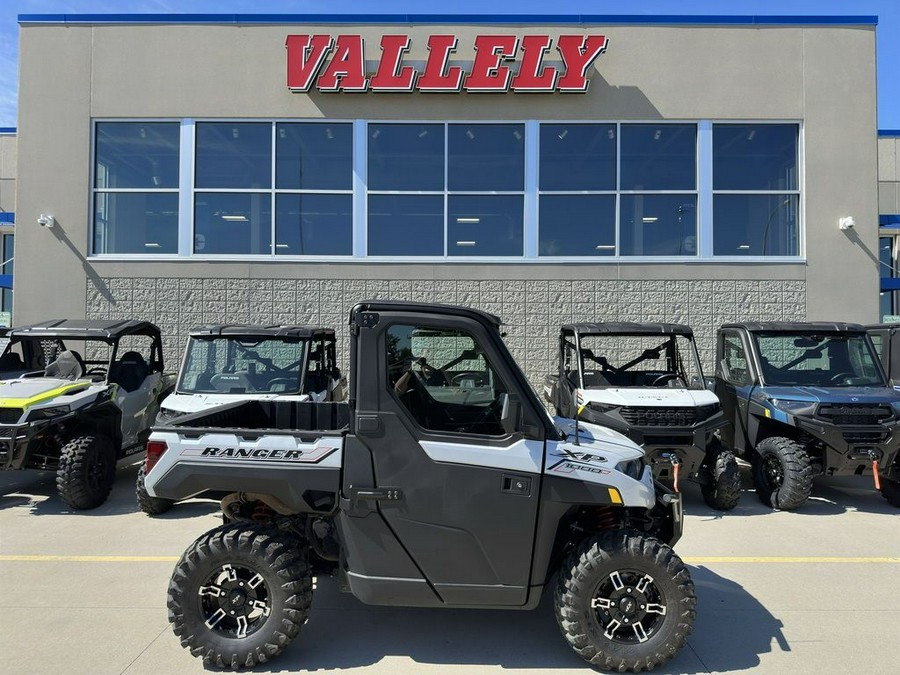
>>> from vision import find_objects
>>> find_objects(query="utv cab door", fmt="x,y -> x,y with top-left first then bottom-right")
340,310 -> 546,608
715,330 -> 757,452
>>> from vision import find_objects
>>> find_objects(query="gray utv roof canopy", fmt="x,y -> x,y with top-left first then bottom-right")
189,324 -> 335,340
563,322 -> 694,337
8,319 -> 161,341
724,321 -> 867,333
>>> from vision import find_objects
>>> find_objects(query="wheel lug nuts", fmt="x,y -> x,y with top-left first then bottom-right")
624,618 -> 629,623
230,611 -> 235,615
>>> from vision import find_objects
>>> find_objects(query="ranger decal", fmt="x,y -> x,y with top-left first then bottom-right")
181,446 -> 339,463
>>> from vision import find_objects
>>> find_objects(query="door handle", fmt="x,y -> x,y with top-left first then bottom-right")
349,487 -> 403,502
501,474 -> 532,496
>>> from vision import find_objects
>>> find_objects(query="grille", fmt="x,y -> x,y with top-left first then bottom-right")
620,407 -> 697,427
0,408 -> 24,424
817,404 -> 893,426
842,431 -> 888,443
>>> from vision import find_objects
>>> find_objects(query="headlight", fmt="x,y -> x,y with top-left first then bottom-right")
586,402 -> 618,414
616,458 -> 645,480
697,402 -> 721,420
770,399 -> 815,416
27,405 -> 71,421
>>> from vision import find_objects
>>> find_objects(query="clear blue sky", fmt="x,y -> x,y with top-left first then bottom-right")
2,0 -> 898,130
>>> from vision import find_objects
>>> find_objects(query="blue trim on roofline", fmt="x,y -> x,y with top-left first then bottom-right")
0,213 -> 14,224
881,215 -> 900,227
17,14 -> 879,26
881,278 -> 900,292
0,128 -> 15,134
880,130 -> 900,137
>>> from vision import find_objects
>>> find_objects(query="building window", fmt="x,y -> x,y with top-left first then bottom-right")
620,124 -> 697,257
92,122 -> 180,254
90,118 -> 802,262
712,124 -> 799,256
539,123 -> 697,257
274,123 -> 353,255
366,123 -> 525,257
538,124 -> 616,256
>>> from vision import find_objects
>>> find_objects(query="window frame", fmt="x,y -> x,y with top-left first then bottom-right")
710,121 -> 803,259
90,119 -> 182,256
88,117 -> 805,264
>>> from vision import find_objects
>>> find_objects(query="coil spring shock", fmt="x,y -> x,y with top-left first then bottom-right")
595,505 -> 618,531
251,500 -> 275,522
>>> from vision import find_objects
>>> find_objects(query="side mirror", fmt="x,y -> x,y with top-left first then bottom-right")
500,393 -> 522,435
704,376 -> 716,391
718,359 -> 731,382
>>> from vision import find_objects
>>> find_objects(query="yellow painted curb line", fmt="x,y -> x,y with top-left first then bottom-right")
0,555 -> 179,562
684,556 -> 900,564
0,554 -> 898,564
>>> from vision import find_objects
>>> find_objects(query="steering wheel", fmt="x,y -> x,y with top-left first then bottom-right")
830,372 -> 856,384
267,377 -> 298,391
651,373 -> 686,387
412,358 -> 451,387
450,371 -> 487,387
85,367 -> 107,378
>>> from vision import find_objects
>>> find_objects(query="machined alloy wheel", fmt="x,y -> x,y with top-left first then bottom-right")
168,522 -> 312,669
555,531 -> 696,672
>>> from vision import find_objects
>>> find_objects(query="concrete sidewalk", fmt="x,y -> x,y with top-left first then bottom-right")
1,465 -> 898,675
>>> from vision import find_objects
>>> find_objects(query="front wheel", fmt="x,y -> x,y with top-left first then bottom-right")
881,476 -> 900,508
168,522 -> 312,669
700,442 -> 742,511
554,531 -> 696,672
56,433 -> 117,510
751,437 -> 813,511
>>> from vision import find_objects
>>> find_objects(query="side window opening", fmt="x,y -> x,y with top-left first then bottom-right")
386,323 -> 511,437
722,334 -> 751,386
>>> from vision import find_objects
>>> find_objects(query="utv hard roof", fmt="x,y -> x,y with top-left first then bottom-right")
350,300 -> 502,326
8,319 -> 160,340
724,321 -> 867,333
563,322 -> 693,337
189,324 -> 335,340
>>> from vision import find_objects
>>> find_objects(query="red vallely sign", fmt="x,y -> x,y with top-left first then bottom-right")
285,34 -> 609,93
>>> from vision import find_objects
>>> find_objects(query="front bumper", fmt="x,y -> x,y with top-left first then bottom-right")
579,408 -> 726,475
0,422 -> 45,470
792,415 -> 900,476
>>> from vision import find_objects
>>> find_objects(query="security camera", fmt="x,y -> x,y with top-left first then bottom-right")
838,216 -> 855,231
37,213 -> 55,228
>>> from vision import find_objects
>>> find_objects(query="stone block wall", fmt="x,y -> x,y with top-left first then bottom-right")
87,277 -> 807,397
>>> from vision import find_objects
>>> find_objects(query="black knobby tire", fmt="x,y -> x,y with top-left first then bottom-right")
554,531 -> 696,672
56,434 -> 117,510
136,465 -> 175,515
751,437 -> 813,511
700,441 -> 742,511
168,522 -> 312,669
881,477 -> 900,508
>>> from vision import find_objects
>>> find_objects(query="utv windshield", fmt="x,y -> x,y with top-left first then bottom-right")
572,333 -> 704,389
178,337 -> 306,394
753,333 -> 885,387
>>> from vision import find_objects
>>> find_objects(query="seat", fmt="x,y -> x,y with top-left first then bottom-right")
111,351 -> 149,393
44,350 -> 85,380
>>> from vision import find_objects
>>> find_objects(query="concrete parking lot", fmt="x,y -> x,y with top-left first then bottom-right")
0,464 -> 897,675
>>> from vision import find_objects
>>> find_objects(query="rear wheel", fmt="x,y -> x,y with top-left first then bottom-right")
555,531 -> 696,672
136,466 -> 175,515
751,437 -> 813,511
168,522 -> 312,668
56,434 -> 117,510
700,441 -> 742,511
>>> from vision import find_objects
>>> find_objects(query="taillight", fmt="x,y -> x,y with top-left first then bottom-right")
145,440 -> 168,473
